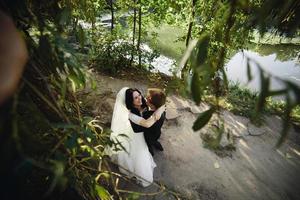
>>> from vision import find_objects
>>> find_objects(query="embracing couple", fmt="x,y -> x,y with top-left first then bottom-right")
109,87 -> 166,187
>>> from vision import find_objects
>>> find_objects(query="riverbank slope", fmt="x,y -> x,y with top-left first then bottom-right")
81,70 -> 300,200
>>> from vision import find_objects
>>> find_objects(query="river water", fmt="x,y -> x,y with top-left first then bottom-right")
225,49 -> 300,92
150,44 -> 300,95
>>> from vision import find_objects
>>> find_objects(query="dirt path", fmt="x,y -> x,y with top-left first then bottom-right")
83,72 -> 300,200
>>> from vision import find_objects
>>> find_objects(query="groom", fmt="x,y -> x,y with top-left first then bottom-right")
144,88 -> 166,156
130,88 -> 166,156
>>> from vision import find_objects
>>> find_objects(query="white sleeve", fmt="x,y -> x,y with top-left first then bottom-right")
129,113 -> 143,124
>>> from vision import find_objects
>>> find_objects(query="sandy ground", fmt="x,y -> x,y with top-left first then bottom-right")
83,73 -> 300,200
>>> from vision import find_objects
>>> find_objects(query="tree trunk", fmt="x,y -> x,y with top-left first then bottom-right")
137,0 -> 142,68
185,0 -> 196,47
110,0 -> 114,32
182,0 -> 196,79
130,0 -> 137,66
73,17 -> 78,33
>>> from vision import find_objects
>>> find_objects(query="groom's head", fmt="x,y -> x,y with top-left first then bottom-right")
146,88 -> 166,110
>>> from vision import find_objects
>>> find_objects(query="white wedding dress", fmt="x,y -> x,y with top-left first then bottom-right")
109,87 -> 156,187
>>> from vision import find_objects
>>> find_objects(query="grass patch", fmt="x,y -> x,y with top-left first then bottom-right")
145,23 -> 186,62
218,82 -> 300,125
251,30 -> 300,45
200,120 -> 236,158
224,83 -> 260,121
166,77 -> 300,126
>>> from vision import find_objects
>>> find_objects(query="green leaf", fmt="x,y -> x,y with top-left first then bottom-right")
127,192 -> 140,200
193,107 -> 215,131
179,40 -> 197,70
76,68 -> 86,87
52,123 -> 77,129
45,161 -> 65,196
65,134 -> 78,150
220,67 -> 228,90
195,34 -> 210,67
256,68 -> 270,113
276,95 -> 292,148
82,116 -> 93,125
191,70 -> 201,105
114,138 -> 129,153
68,73 -> 81,92
90,77 -> 97,90
78,24 -> 85,49
95,172 -> 110,182
59,7 -> 71,26
95,185 -> 111,200
246,57 -> 252,82
214,25 -> 222,42
286,81 -> 300,103
99,172 -> 110,180
237,0 -> 250,10
61,77 -> 67,102
84,129 -> 95,139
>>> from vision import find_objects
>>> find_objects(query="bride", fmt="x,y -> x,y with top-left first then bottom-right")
109,87 -> 165,187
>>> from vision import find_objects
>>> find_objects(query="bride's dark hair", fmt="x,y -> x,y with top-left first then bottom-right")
125,88 -> 147,111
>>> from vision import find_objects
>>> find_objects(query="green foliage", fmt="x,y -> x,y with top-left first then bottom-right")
256,68 -> 270,113
144,0 -> 299,148
165,75 -> 189,97
88,29 -> 159,74
191,70 -> 202,104
193,107 -> 216,131
194,34 -> 210,67
1,0 -> 300,199
0,0 -> 128,199
249,0 -> 300,37
126,192 -> 140,200
200,120 -> 236,157
217,81 -> 300,128
246,57 -> 253,81
94,184 -> 112,200
1,0 -> 181,198
182,0 -> 300,148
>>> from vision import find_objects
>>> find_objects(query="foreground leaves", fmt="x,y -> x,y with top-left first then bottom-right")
95,185 -> 112,200
193,107 -> 216,131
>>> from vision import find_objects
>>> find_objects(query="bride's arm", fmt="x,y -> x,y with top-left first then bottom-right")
129,105 -> 165,128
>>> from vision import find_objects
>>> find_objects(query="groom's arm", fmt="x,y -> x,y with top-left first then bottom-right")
129,111 -> 155,133
130,120 -> 147,133
144,111 -> 166,133
129,112 -> 161,129
130,110 -> 164,133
